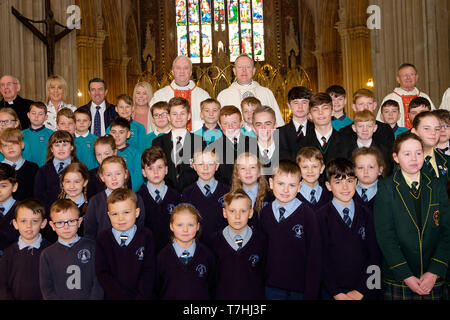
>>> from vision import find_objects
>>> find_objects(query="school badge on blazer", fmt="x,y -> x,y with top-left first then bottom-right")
167,204 -> 175,215
77,249 -> 91,264
433,210 -> 440,227
218,196 -> 225,208
438,165 -> 447,176
358,227 -> 366,240
249,254 -> 260,267
136,247 -> 145,261
195,264 -> 207,278
292,224 -> 304,239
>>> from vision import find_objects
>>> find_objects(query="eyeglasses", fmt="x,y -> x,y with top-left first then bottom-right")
0,82 -> 18,88
52,218 -> 79,228
153,113 -> 168,119
0,120 -> 17,125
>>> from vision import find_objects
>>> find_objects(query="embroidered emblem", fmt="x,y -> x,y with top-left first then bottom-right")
438,165 -> 447,176
249,254 -> 259,267
77,249 -> 91,264
195,264 -> 207,278
433,210 -> 440,227
218,196 -> 225,208
292,224 -> 304,239
358,227 -> 366,240
136,247 -> 145,261
167,204 -> 175,215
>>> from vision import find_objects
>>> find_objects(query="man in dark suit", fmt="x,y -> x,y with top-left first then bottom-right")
152,97 -> 206,192
339,88 -> 395,155
207,105 -> 258,184
79,78 -> 118,136
0,75 -> 33,129
279,86 -> 315,161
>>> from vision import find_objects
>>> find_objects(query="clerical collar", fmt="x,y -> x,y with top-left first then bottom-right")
172,80 -> 193,90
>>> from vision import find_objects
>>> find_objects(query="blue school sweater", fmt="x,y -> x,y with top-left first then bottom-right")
259,202 -> 321,299
83,190 -> 146,240
332,114 -> 353,131
13,160 -> 38,201
144,131 -> 166,149
95,226 -> 155,300
210,229 -> 267,300
118,144 -> 144,192
156,241 -> 215,300
0,202 -> 19,255
34,161 -> 61,213
22,126 -> 53,167
181,182 -> 230,244
317,202 -> 381,298
0,238 -> 51,300
39,237 -> 104,300
137,184 -> 181,253
75,133 -> 98,170
107,120 -> 147,154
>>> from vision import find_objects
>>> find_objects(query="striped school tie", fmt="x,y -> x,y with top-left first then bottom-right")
154,189 -> 162,204
310,189 -> 317,205
204,184 -> 212,197
361,188 -> 368,202
343,208 -> 352,227
279,207 -> 286,222
120,234 -> 128,247
180,250 -> 190,264
57,162 -> 65,176
410,181 -> 419,197
234,235 -> 243,250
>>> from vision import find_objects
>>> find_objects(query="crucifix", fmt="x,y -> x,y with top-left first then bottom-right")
11,0 -> 76,76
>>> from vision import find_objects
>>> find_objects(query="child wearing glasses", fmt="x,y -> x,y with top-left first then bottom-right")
39,199 -> 103,300
144,101 -> 171,149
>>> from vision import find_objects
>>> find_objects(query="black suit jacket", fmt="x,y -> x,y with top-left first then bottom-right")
152,131 -> 206,192
0,95 -> 33,129
207,133 -> 258,184
278,120 -> 315,161
80,101 -> 118,135
346,138 -> 394,176
340,120 -> 394,157
305,129 -> 352,165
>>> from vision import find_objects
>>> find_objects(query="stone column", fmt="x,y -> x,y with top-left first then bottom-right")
369,0 -> 449,108
337,0 -> 373,117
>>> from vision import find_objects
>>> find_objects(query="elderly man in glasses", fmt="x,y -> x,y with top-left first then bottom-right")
0,75 -> 34,129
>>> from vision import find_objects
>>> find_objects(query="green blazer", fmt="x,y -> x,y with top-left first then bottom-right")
421,150 -> 450,187
374,169 -> 450,282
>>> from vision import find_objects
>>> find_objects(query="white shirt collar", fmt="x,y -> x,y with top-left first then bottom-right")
315,128 -> 333,143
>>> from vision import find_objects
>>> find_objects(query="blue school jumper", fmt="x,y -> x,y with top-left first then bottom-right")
332,113 -> 353,132
22,126 -> 53,167
181,181 -> 230,245
144,131 -> 166,149
83,190 -> 146,240
210,229 -> 267,299
317,201 -> 381,299
193,125 -> 223,146
117,144 -> 144,192
0,237 -> 51,300
155,241 -> 215,300
137,183 -> 181,253
75,132 -> 98,170
107,120 -> 147,154
95,226 -> 155,300
259,200 -> 321,299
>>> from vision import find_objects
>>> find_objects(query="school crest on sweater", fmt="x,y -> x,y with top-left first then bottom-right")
77,249 -> 91,264
195,264 -> 207,278
249,254 -> 260,267
292,224 -> 304,239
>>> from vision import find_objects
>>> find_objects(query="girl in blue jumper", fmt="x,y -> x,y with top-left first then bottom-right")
156,203 -> 215,300
34,130 -> 77,213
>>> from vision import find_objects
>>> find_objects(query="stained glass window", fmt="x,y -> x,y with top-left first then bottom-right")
176,0 -> 264,63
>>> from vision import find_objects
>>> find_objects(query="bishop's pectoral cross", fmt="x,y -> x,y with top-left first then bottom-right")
11,0 -> 76,76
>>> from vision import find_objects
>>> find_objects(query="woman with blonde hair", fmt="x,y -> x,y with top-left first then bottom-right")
132,81 -> 153,133
45,75 -> 76,131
